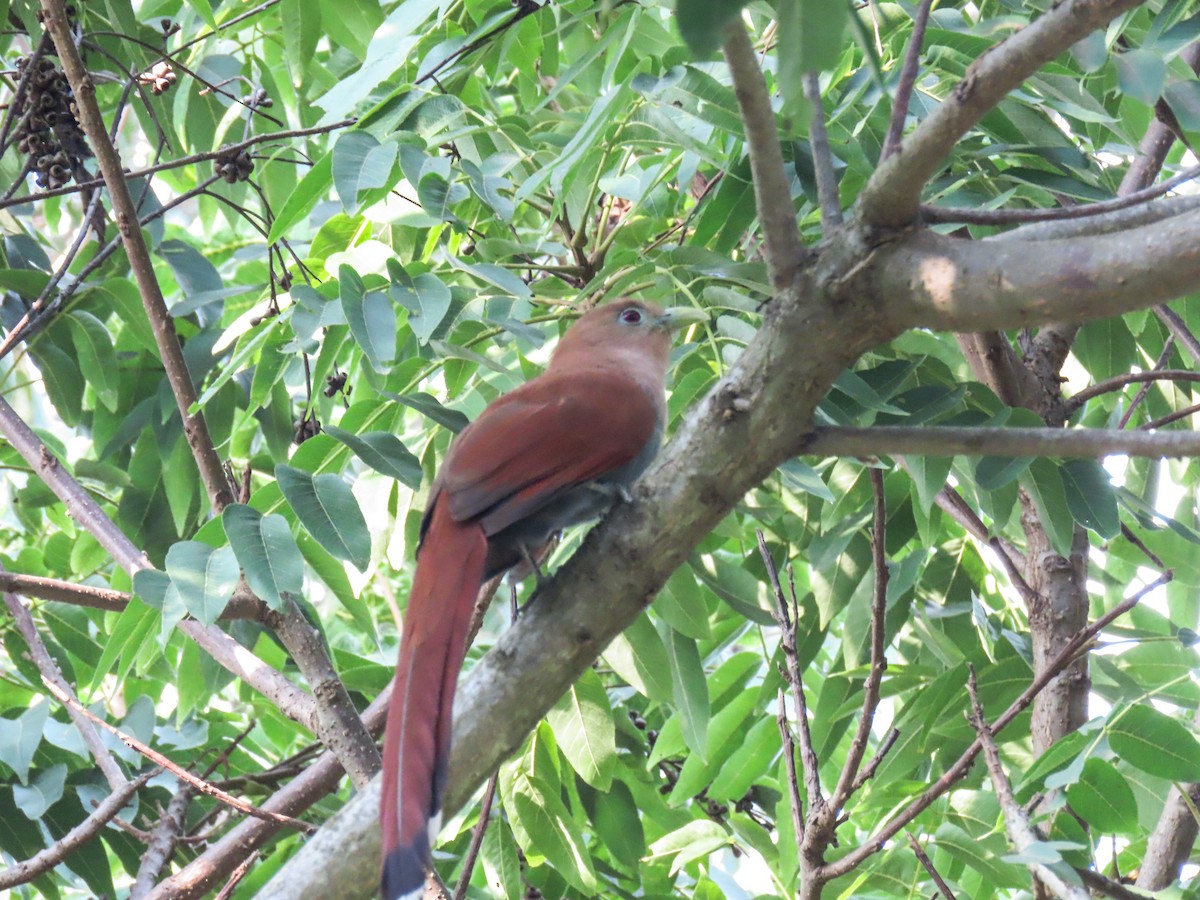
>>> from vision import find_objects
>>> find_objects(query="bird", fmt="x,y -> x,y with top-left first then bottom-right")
379,299 -> 706,899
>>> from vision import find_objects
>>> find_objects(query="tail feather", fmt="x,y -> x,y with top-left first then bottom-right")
380,499 -> 487,899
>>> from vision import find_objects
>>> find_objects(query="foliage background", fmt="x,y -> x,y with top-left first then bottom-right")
0,0 -> 1198,898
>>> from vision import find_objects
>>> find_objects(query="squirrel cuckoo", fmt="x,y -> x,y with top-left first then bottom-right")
380,299 -> 705,898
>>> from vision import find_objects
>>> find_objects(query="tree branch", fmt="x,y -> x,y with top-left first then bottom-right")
804,72 -> 842,230
828,468 -> 888,810
40,0 -> 234,513
805,424 -> 1200,459
816,571 -> 1171,881
147,682 -> 391,900
859,212 -> 1200,334
858,0 -> 1146,227
0,396 -> 318,730
880,0 -> 934,162
966,668 -> 1089,900
3,573 -> 127,790
722,21 -> 806,291
42,678 -> 315,833
0,770 -> 156,890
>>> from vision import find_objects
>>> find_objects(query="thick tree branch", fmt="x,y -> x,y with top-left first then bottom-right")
858,213 -> 1200,334
858,0 -> 1146,227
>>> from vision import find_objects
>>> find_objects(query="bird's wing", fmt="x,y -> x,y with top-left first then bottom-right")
439,368 -> 661,534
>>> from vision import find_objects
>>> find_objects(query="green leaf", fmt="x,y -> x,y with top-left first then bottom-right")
657,619 -> 709,760
501,762 -> 600,893
546,669 -> 616,789
1065,758 -> 1138,834
1115,48 -> 1166,106
276,465 -> 371,571
282,0 -> 320,77
707,715 -> 780,802
657,567 -> 712,640
1060,459 -> 1120,538
222,504 -> 305,611
444,256 -> 532,301
390,272 -> 452,344
602,612 -> 674,703
481,818 -> 522,899
0,701 -> 48,784
1021,458 -> 1076,556
91,594 -> 158,692
268,149 -> 334,244
13,763 -> 66,819
164,541 -> 240,626
332,132 -> 397,213
417,171 -> 468,221
383,390 -> 470,433
674,0 -> 752,57
324,425 -> 422,488
975,455 -> 1033,491
646,819 -> 731,875
777,0 -> 849,114
64,311 -> 119,411
340,266 -> 397,372
1109,704 -> 1200,781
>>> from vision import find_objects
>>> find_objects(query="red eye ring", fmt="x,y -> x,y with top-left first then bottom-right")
620,308 -> 642,324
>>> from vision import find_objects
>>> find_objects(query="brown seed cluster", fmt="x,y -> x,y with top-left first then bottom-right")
214,147 -> 254,184
12,54 -> 91,190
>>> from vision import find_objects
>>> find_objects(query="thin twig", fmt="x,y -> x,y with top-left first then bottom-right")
1140,401 -> 1200,431
2,573 -> 127,789
803,72 -> 842,230
1066,368 -> 1200,414
776,688 -> 806,841
0,119 -> 354,212
40,0 -> 234,512
41,679 -> 315,833
0,770 -> 156,890
923,163 -> 1200,226
906,832 -> 958,900
816,571 -> 1173,881
453,774 -> 498,900
805,424 -> 1200,459
757,533 -> 822,815
966,667 -> 1089,900
829,468 -> 888,809
880,0 -> 934,161
1117,338 -> 1176,429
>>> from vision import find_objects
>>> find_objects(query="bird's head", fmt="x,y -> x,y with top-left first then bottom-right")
550,299 -> 708,373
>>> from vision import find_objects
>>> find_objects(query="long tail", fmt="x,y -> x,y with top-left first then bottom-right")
380,499 -> 487,899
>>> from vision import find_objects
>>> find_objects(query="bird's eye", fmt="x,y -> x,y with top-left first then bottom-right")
619,307 -> 643,325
